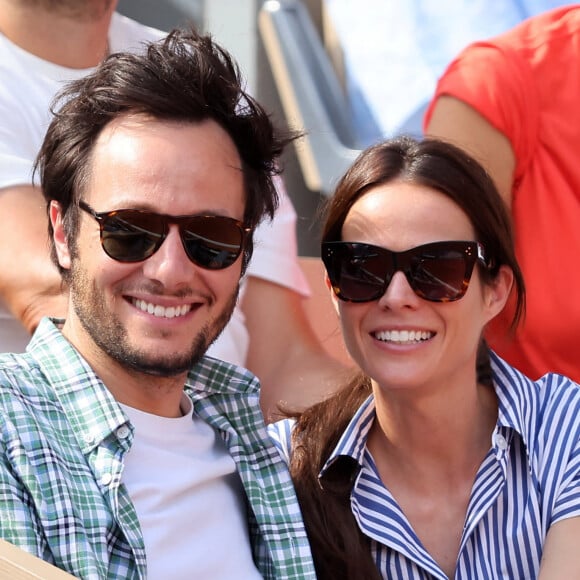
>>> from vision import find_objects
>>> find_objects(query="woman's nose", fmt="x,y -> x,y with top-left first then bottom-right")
376,270 -> 421,309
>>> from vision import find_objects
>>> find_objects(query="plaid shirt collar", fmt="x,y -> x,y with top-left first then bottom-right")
19,318 -> 316,579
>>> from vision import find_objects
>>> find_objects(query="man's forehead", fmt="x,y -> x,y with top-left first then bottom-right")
94,113 -> 238,158
84,113 -> 246,216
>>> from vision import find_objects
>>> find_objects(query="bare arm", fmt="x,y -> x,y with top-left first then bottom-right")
425,95 -> 516,208
0,185 -> 67,333
538,517 -> 580,579
242,276 -> 348,422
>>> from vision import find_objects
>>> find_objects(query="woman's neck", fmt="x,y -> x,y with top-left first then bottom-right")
368,378 -> 498,484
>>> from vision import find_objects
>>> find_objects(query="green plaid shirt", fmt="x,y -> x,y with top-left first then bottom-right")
0,318 -> 315,579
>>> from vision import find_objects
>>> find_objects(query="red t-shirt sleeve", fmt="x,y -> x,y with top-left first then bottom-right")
424,42 -> 539,191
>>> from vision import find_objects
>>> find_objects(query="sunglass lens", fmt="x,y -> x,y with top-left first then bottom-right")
101,211 -> 164,262
182,217 -> 243,270
410,250 -> 469,301
324,243 -> 391,302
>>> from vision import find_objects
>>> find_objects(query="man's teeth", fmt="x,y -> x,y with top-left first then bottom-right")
374,330 -> 433,344
133,299 -> 191,319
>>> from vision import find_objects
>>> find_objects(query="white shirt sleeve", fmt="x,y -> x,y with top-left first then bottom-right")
245,175 -> 310,296
0,41 -> 49,189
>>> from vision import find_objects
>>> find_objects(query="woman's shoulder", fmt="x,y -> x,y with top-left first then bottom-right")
491,351 -> 580,403
491,351 -> 580,455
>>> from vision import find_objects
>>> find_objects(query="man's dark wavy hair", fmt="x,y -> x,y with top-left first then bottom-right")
36,26 -> 296,277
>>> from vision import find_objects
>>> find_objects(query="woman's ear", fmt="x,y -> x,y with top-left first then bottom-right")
50,200 -> 71,270
484,265 -> 514,323
325,273 -> 341,315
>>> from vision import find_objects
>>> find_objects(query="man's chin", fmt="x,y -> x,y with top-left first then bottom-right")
114,345 -> 204,377
124,357 -> 198,377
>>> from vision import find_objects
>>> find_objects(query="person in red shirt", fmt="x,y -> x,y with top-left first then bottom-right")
425,5 -> 580,382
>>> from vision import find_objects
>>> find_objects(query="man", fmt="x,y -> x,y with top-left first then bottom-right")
0,28 -> 315,578
0,0 -> 346,419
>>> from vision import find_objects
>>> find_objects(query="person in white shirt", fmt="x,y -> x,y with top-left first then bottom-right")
0,0 -> 345,418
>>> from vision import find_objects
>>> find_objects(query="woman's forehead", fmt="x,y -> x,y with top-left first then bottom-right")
342,182 -> 476,249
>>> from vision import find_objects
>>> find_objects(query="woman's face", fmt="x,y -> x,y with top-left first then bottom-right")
334,180 -> 509,395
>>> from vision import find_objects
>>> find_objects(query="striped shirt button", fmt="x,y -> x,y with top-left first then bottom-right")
101,473 -> 113,486
494,433 -> 508,450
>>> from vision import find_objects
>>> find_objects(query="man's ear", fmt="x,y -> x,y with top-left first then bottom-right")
484,265 -> 514,323
50,200 -> 71,270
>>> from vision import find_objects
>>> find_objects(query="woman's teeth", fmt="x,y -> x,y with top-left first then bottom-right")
374,329 -> 433,344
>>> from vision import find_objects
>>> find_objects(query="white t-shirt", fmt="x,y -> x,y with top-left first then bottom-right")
0,12 -> 309,360
120,397 -> 263,579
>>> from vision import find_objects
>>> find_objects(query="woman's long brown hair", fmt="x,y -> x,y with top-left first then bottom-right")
284,136 -> 526,579
286,372 -> 382,579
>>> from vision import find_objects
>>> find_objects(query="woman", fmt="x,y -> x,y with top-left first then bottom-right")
269,136 -> 580,579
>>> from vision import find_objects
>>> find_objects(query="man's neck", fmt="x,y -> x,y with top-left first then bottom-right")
0,0 -> 117,69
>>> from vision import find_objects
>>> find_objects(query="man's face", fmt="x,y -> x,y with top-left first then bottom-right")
55,114 -> 246,377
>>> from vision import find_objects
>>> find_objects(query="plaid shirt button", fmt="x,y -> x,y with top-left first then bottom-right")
116,425 -> 130,439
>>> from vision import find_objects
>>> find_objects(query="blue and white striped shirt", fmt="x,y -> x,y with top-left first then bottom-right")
269,352 -> 580,579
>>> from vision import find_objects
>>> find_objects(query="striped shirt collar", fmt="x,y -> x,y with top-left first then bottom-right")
319,351 -> 538,479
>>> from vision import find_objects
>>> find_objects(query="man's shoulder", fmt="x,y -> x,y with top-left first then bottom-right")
0,351 -> 49,399
0,320 -> 82,408
0,352 -> 58,438
0,351 -> 41,384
